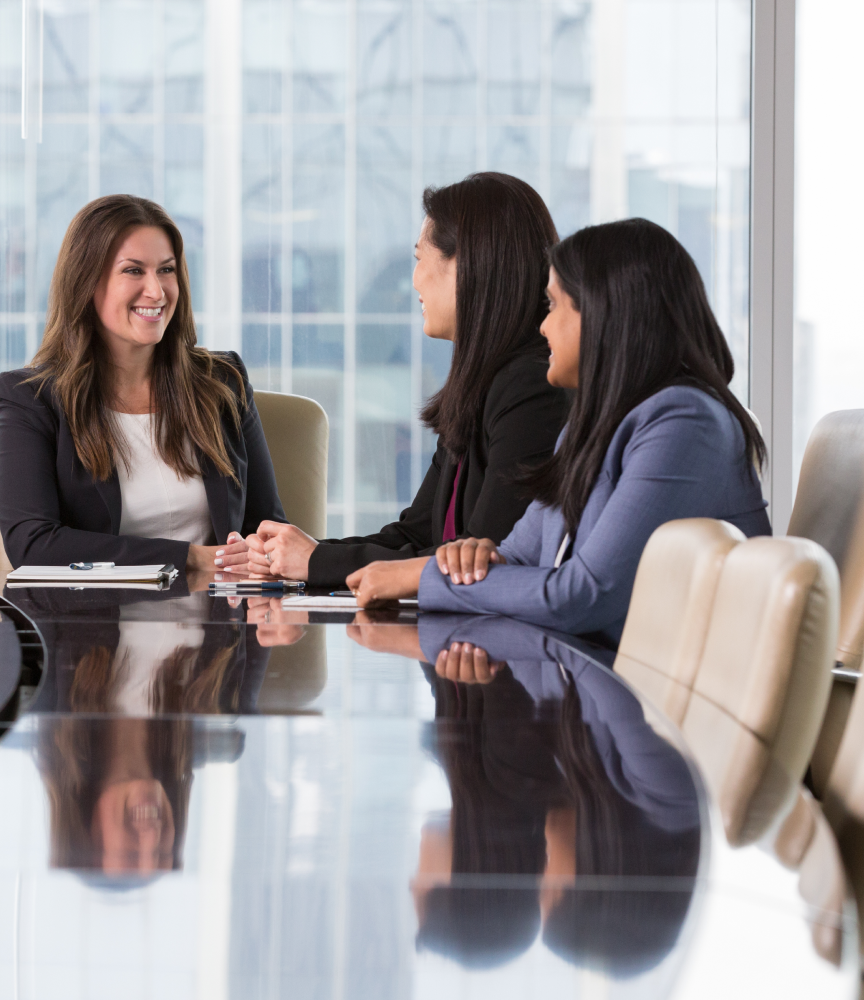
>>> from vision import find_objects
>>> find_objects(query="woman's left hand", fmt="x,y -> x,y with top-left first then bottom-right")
346,557 -> 430,608
213,532 -> 250,574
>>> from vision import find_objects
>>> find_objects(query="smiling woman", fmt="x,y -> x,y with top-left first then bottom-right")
0,195 -> 286,571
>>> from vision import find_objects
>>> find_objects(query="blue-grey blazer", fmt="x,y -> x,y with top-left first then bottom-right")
417,384 -> 771,644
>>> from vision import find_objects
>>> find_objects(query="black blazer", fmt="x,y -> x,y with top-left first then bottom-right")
0,352 -> 285,569
308,352 -> 569,587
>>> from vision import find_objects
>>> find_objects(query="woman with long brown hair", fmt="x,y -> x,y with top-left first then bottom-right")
0,194 -> 284,570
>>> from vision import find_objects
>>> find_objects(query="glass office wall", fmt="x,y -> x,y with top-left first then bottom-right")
1,0 -> 752,535
794,0 -> 864,478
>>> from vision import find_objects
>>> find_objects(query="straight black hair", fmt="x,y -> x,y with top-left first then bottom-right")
525,218 -> 766,532
541,677 -> 701,976
420,172 -> 559,458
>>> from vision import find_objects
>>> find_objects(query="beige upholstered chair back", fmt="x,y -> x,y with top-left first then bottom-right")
788,409 -> 864,672
787,410 -> 864,793
255,390 -> 329,538
686,538 -> 839,841
616,518 -> 745,721
695,538 -> 838,761
616,525 -> 839,843
822,660 -> 864,963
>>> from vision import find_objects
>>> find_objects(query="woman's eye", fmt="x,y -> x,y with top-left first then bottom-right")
124,268 -> 142,275
158,266 -> 175,274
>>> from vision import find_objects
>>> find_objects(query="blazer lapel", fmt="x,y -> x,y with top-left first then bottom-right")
201,455 -> 231,544
93,473 -> 122,534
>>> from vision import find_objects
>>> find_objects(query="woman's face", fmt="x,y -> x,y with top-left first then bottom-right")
540,267 -> 582,388
91,778 -> 176,873
92,225 -> 179,358
411,814 -> 453,925
413,218 -> 457,342
540,806 -> 577,923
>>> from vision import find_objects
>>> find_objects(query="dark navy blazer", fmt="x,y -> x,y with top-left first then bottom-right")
418,385 -> 771,643
0,352 -> 285,568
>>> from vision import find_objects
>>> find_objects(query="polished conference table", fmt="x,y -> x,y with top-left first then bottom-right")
0,575 -> 857,999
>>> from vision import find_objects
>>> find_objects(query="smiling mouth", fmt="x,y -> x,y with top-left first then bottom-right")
128,803 -> 163,830
132,306 -> 164,319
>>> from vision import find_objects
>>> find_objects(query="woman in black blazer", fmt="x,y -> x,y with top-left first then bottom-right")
246,173 -> 569,588
0,195 -> 284,571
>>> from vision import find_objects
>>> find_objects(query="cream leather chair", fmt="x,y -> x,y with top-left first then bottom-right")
787,410 -> 864,793
615,518 -> 745,723
254,390 -> 329,538
821,681 -> 864,962
616,521 -> 839,844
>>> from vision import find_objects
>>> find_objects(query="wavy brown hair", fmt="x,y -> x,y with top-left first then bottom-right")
29,194 -> 244,481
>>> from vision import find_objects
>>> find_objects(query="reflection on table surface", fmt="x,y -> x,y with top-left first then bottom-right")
0,578 -> 857,998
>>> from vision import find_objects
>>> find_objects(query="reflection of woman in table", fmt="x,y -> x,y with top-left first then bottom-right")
412,663 -> 551,968
386,615 -> 702,974
22,589 -> 269,716
36,715 -> 192,874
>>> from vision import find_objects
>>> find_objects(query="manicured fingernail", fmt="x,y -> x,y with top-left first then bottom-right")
215,573 -> 223,581
216,549 -> 224,556
477,570 -> 485,580
215,558 -> 223,566
464,573 -> 473,584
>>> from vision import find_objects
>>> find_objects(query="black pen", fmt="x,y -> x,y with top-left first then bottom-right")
330,590 -> 355,597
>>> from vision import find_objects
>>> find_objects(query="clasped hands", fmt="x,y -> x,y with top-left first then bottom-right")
207,523 -> 507,608
346,536 -> 507,607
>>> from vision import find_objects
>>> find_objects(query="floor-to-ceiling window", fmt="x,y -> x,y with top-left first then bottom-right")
794,0 -> 864,479
1,0 -> 752,534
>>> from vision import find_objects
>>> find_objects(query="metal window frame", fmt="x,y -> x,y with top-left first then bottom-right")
750,0 -> 796,534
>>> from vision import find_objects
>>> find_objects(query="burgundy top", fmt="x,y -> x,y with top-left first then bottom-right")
442,459 -> 464,543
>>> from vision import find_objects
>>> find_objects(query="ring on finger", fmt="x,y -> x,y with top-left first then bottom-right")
264,610 -> 271,624
265,552 -> 272,564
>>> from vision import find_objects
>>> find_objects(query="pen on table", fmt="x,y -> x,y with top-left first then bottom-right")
330,591 -> 355,597
69,562 -> 115,570
210,581 -> 287,591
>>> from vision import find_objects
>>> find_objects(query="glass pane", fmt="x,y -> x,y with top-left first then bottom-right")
0,0 -> 753,536
794,0 -> 864,478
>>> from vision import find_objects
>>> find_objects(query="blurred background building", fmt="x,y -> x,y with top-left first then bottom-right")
1,0 -> 752,535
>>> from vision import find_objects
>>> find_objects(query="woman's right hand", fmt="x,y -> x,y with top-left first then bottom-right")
435,537 -> 505,585
246,521 -> 317,580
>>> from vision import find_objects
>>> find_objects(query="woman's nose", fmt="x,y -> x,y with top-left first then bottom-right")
144,271 -> 165,302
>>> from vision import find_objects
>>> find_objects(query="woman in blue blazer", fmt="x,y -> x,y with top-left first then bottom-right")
346,218 -> 771,642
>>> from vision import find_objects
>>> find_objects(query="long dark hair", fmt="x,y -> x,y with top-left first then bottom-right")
416,668 -> 551,967
29,195 -> 243,482
419,172 -> 558,458
526,218 -> 766,531
542,676 -> 701,976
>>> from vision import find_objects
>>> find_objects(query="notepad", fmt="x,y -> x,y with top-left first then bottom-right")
6,564 -> 178,588
280,595 -> 418,609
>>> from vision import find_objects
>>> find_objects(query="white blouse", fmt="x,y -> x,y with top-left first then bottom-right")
113,411 -> 213,546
